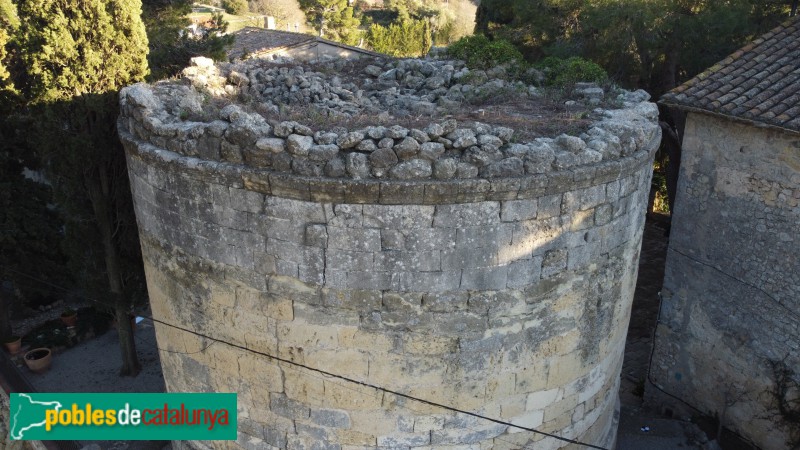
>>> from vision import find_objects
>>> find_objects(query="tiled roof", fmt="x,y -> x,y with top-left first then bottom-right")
660,16 -> 800,132
228,27 -> 381,60
228,28 -> 316,60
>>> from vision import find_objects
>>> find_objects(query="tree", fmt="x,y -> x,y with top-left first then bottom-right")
474,0 -> 584,60
1,0 -> 73,340
142,0 -> 233,81
13,0 -> 150,376
367,18 -> 431,56
474,0 -> 793,95
222,0 -> 248,15
298,0 -> 360,44
249,0 -> 307,31
0,1 -> 15,88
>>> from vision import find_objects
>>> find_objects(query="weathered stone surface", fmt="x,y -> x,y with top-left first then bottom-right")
255,137 -> 285,154
409,129 -> 430,144
345,152 -> 370,179
325,157 -> 346,178
449,129 -> 478,149
287,134 -> 314,156
377,137 -> 394,149
357,127 -> 381,142
120,56 -> 660,450
389,159 -> 432,179
368,148 -> 398,168
386,125 -> 409,139
424,123 -> 444,139
650,113 -> 800,450
419,142 -> 446,161
456,162 -> 479,178
314,131 -> 338,145
364,65 -> 382,77
464,146 -> 503,167
308,144 -> 339,162
426,160 -> 458,183
393,137 -> 421,160
121,61 -> 661,182
356,139 -> 377,152
525,144 -> 556,174
274,121 -> 296,137
478,134 -> 503,148
337,131 -> 365,149
480,157 -> 524,178
555,134 -> 587,153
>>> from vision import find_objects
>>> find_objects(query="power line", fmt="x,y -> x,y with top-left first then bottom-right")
2,265 -> 611,450
145,316 -> 611,450
132,329 -> 553,450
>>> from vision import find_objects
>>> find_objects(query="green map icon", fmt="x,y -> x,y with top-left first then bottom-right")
10,393 -> 63,440
8,392 -> 237,440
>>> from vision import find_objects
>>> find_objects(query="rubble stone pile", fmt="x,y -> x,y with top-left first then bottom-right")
121,56 -> 658,182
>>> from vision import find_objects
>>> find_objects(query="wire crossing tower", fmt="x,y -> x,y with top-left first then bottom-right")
119,57 -> 661,450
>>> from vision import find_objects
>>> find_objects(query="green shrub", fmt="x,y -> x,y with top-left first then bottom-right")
221,0 -> 249,15
447,34 -> 524,70
367,19 -> 431,57
535,56 -> 607,86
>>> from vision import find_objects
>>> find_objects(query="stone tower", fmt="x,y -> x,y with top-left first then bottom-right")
119,57 -> 660,449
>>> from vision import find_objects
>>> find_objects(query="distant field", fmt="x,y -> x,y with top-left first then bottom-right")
187,10 -> 267,33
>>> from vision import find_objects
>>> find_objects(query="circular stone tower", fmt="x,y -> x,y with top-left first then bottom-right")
119,57 -> 660,450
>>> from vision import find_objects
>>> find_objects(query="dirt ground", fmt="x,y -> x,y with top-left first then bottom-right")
25,319 -> 165,394
9,318 -> 168,450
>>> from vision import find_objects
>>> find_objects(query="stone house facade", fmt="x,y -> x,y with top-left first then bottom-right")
651,16 -> 800,449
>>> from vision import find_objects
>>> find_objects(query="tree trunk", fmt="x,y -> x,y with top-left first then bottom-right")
0,281 -> 12,338
660,45 -> 680,95
115,304 -> 139,376
659,121 -> 682,214
86,165 -> 141,377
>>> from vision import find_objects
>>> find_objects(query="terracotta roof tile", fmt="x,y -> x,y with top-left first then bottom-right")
787,117 -> 800,128
781,105 -> 800,122
227,27 -> 380,61
660,16 -> 800,132
771,102 -> 791,116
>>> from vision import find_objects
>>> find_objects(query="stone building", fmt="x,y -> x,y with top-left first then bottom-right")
119,56 -> 660,449
651,16 -> 800,449
228,28 -> 381,62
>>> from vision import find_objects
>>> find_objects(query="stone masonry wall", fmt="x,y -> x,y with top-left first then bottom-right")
119,57 -> 660,450
650,113 -> 800,449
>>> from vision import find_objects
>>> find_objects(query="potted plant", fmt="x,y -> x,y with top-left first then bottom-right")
60,309 -> 78,327
2,336 -> 22,355
24,348 -> 52,373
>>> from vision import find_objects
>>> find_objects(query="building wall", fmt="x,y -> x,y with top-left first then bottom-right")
650,112 -> 800,449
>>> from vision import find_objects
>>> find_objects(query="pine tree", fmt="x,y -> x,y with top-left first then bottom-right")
298,0 -> 360,45
367,19 -> 431,57
16,0 -> 149,102
13,0 -> 150,376
142,0 -> 233,81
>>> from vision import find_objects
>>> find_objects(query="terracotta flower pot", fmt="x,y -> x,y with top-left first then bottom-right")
2,336 -> 21,355
60,310 -> 78,327
24,348 -> 52,373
